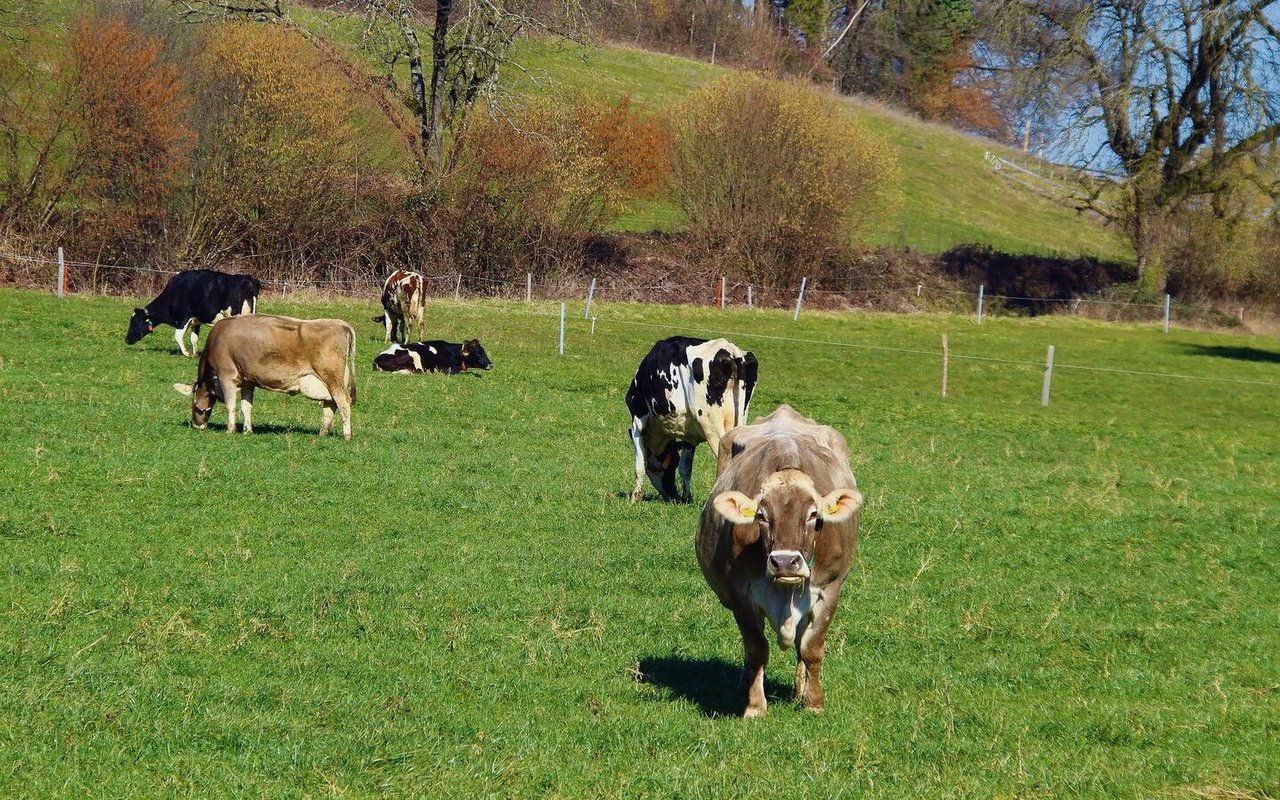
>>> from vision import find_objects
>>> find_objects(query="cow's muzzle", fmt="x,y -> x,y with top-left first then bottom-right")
767,550 -> 810,586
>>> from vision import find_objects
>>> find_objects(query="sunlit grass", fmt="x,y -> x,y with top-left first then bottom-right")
0,288 -> 1276,797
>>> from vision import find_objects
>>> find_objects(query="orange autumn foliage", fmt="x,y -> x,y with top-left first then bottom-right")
69,17 -> 192,232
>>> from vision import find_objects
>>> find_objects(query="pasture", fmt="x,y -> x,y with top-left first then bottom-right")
0,287 -> 1277,798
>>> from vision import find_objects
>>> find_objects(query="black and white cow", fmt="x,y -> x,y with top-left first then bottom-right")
372,339 -> 493,374
626,336 -> 758,503
125,269 -> 261,357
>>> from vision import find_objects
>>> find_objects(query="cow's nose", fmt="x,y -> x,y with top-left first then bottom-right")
768,551 -> 807,581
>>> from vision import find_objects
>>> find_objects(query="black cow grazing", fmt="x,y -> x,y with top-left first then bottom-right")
125,269 -> 261,357
626,336 -> 758,503
373,340 -> 493,374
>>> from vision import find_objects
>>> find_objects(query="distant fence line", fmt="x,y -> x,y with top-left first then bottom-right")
2,249 -> 1276,402
0,247 -> 1254,332
439,294 -> 1280,400
0,248 -> 1253,332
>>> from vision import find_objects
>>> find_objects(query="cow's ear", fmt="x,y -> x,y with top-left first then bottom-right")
713,491 -> 758,523
818,488 -> 862,523
173,383 -> 193,396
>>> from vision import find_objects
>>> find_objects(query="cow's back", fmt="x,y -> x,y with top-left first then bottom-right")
715,405 -> 851,490
206,315 -> 353,384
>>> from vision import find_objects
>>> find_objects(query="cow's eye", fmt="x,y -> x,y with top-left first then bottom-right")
807,509 -> 819,522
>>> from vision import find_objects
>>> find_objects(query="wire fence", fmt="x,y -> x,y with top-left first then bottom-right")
2,248 -> 1252,330
2,249 -> 1276,403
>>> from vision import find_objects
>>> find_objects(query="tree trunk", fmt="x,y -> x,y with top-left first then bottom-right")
425,0 -> 453,175
400,11 -> 429,171
1129,192 -> 1166,293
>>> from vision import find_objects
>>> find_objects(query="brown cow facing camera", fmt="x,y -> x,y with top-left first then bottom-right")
695,404 -> 863,718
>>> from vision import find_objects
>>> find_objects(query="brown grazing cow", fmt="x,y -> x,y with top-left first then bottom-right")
173,314 -> 357,439
695,404 -> 863,717
375,269 -> 426,343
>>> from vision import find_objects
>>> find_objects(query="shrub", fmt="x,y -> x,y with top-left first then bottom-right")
668,73 -> 898,287
182,23 -> 355,265
67,15 -> 192,262
443,94 -> 670,282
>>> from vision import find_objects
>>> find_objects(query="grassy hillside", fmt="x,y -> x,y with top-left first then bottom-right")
1,288 -> 1276,796
293,6 -> 1132,262
16,3 -> 1132,263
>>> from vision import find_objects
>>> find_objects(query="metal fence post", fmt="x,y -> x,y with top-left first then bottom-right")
583,277 -> 596,319
526,273 -> 532,302
1163,294 -> 1171,333
1041,345 -> 1055,406
559,303 -> 565,355
56,247 -> 65,298
454,273 -> 461,300
977,284 -> 985,324
941,333 -> 949,398
793,276 -> 808,321
720,276 -> 726,308
747,285 -> 753,308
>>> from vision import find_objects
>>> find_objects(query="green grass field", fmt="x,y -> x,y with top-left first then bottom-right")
1,287 -> 1276,797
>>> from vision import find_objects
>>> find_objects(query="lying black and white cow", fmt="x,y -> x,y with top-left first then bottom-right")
372,340 -> 493,374
125,269 -> 261,356
626,336 -> 758,503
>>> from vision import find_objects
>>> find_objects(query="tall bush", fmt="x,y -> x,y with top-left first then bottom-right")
444,94 -> 670,281
68,15 -> 192,260
182,23 -> 355,264
669,73 -> 897,286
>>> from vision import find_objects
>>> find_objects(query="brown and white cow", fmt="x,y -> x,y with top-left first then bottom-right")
695,404 -> 863,717
173,314 -> 357,439
626,336 -> 758,503
375,270 -> 426,343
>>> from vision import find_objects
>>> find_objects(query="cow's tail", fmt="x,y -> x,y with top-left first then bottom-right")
346,325 -> 357,404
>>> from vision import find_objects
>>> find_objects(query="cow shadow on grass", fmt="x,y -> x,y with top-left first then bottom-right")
169,421 -> 315,436
637,656 -> 790,718
1180,343 -> 1280,364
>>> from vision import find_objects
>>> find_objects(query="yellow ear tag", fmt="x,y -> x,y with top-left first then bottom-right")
742,507 -> 756,520
827,503 -> 840,516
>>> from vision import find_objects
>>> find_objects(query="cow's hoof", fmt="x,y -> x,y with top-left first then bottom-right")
803,703 -> 824,714
743,705 -> 766,719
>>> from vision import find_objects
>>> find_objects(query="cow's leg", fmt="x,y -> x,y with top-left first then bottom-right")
676,443 -> 696,503
383,313 -> 393,343
795,584 -> 844,712
189,322 -> 201,355
174,321 -> 191,356
224,384 -> 239,433
240,386 -> 255,435
319,402 -> 335,436
629,422 -> 647,502
731,602 -> 770,718
336,392 -> 352,440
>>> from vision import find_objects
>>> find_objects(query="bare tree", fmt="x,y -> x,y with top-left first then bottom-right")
362,0 -> 588,179
169,0 -> 585,180
987,1 -> 1280,283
